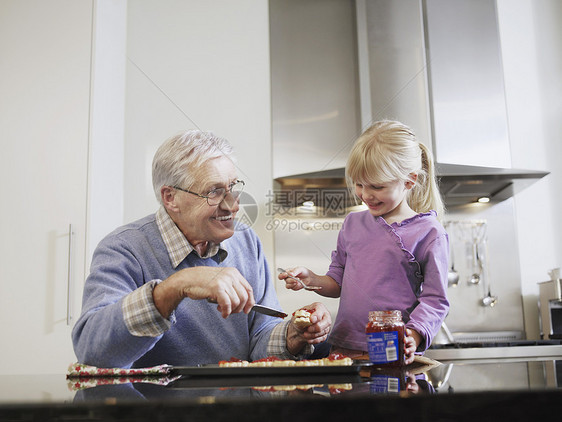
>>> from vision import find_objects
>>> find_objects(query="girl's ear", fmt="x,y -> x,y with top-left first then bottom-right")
161,186 -> 180,212
405,173 -> 418,189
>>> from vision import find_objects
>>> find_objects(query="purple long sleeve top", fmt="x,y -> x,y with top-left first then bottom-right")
326,210 -> 449,352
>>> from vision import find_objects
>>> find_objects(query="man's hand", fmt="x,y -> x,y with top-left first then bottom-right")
153,266 -> 255,319
286,302 -> 332,356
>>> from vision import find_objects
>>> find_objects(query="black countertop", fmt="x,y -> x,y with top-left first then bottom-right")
1,354 -> 562,421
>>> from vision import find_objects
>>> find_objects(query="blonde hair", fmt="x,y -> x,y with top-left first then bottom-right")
152,130 -> 234,204
346,120 -> 444,219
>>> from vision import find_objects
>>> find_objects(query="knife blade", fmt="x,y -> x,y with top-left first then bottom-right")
251,304 -> 287,319
206,298 -> 287,319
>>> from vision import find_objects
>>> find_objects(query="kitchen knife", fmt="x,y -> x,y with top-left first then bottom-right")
251,304 -> 288,319
206,298 -> 287,319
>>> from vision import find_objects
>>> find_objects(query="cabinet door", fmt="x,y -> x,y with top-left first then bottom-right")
0,0 -> 92,374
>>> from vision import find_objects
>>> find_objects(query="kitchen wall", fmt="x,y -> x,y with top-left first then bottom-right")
497,0 -> 562,338
441,201 -> 526,337
106,0 -> 561,337
87,0 -> 127,264
123,0 -> 274,262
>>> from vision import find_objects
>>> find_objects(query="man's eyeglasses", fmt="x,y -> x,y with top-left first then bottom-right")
173,180 -> 245,206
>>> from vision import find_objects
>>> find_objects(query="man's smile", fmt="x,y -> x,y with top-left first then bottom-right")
214,214 -> 234,221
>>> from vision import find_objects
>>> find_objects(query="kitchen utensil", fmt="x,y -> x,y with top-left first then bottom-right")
444,221 -> 459,287
539,274 -> 562,339
481,292 -> 498,307
277,267 -> 322,290
251,304 -> 288,318
206,298 -> 287,318
548,268 -> 560,280
465,221 -> 487,286
448,266 -> 459,287
479,241 -> 497,307
548,268 -> 562,301
468,242 -> 481,285
447,243 -> 460,287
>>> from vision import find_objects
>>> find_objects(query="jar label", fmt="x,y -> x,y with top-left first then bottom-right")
366,331 -> 399,363
370,374 -> 401,393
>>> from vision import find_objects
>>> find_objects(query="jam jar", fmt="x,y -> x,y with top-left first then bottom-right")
365,310 -> 405,367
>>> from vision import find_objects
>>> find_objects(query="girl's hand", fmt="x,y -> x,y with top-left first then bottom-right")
278,267 -> 313,291
404,371 -> 420,394
404,328 -> 422,365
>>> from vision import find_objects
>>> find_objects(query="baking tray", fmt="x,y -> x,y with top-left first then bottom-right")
171,362 -> 370,377
167,373 -> 363,390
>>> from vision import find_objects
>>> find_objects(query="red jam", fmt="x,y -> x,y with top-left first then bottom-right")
365,310 -> 405,367
291,307 -> 315,317
218,357 -> 244,365
252,356 -> 282,363
327,352 -> 347,361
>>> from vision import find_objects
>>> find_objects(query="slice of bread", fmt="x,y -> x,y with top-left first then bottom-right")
293,309 -> 312,330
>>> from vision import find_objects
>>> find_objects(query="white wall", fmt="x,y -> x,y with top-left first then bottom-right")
87,0 -> 127,266
497,0 -> 562,338
123,0 -> 274,261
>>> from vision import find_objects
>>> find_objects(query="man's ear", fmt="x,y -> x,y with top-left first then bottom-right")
161,186 -> 180,212
405,173 -> 418,190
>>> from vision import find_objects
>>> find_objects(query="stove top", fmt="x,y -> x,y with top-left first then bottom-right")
425,340 -> 562,361
429,339 -> 562,349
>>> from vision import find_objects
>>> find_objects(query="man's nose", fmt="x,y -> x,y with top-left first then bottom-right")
221,191 -> 240,211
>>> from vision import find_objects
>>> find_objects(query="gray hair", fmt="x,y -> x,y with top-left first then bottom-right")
152,130 -> 234,204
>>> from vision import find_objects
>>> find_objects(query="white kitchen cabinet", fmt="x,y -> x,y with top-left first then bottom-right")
0,0 -> 93,374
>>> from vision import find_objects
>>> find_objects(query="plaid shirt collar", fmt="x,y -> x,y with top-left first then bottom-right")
156,207 -> 227,268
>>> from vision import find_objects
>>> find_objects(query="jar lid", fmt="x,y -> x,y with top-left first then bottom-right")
368,310 -> 402,320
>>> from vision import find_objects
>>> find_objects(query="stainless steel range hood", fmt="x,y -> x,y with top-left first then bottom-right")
274,163 -> 548,209
271,0 -> 549,210
435,163 -> 548,206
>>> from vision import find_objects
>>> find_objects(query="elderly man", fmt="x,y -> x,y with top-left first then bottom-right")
72,130 -> 331,369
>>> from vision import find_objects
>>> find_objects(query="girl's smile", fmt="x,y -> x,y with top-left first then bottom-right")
364,199 -> 384,210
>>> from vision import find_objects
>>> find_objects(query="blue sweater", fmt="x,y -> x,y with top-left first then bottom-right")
72,214 -> 282,368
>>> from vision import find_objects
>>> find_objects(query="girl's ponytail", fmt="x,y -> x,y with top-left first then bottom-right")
408,142 -> 445,219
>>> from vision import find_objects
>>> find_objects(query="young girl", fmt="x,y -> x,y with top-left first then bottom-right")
279,120 -> 449,364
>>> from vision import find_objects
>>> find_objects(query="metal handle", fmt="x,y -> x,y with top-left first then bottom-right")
66,224 -> 75,326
